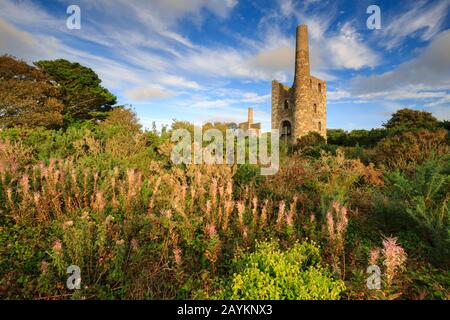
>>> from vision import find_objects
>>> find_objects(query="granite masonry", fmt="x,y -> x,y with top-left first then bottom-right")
271,24 -> 327,143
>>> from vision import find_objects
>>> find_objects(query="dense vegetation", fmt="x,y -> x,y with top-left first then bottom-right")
0,56 -> 449,300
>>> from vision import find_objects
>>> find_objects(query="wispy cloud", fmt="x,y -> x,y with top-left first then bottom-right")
381,0 -> 450,49
125,85 -> 176,101
351,30 -> 450,95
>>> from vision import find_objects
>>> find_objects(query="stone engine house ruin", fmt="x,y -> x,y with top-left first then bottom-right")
271,24 -> 327,143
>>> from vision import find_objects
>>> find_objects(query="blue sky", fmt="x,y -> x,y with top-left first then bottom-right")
1,0 -> 449,131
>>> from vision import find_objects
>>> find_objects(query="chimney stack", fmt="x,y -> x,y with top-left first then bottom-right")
294,25 -> 310,84
248,108 -> 254,125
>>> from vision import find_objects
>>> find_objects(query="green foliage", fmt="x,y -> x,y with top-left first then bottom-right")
327,128 -> 387,148
404,265 -> 450,299
296,132 -> 326,147
294,132 -> 330,158
0,55 -> 64,128
327,129 -> 347,145
372,129 -> 449,171
234,164 -> 263,192
340,145 -> 371,163
439,120 -> 450,131
383,108 -> 440,131
378,156 -> 450,266
0,125 -> 92,161
34,59 -> 117,124
215,241 -> 345,300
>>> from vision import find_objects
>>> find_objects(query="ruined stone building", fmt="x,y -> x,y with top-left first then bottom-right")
238,107 -> 261,136
272,25 -> 327,143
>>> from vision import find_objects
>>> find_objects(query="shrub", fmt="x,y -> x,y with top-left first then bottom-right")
327,128 -> 387,148
373,129 -> 449,172
233,164 -> 263,192
296,132 -> 326,148
215,241 -> 345,300
317,150 -> 383,203
294,132 -> 327,157
383,108 -> 440,131
377,156 -> 450,266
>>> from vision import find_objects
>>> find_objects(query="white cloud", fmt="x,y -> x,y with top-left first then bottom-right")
342,29 -> 450,120
178,47 -> 264,80
326,23 -> 379,70
351,29 -> 450,95
241,92 -> 271,104
132,0 -> 238,21
279,0 -> 295,17
328,89 -> 351,101
382,0 -> 450,49
186,90 -> 269,108
0,0 -> 58,30
260,1 -> 379,81
248,46 -> 294,72
213,88 -> 270,104
0,18 -> 61,61
158,75 -> 201,90
125,85 -> 176,101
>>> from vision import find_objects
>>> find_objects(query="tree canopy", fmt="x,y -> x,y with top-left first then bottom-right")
383,108 -> 440,130
34,59 -> 117,123
0,55 -> 64,128
0,56 -> 118,128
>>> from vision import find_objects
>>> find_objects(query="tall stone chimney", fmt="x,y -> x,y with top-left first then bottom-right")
271,24 -> 327,142
294,24 -> 310,86
248,107 -> 254,125
293,24 -> 313,139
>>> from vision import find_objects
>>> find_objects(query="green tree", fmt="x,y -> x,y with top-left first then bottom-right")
439,120 -> 450,131
34,59 -> 117,124
99,106 -> 142,136
383,108 -> 439,131
0,55 -> 64,128
296,131 -> 326,148
327,129 -> 347,145
373,129 -> 449,171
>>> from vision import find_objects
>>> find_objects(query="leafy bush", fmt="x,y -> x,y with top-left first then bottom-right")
327,128 -> 387,148
296,132 -> 326,148
215,241 -> 345,300
293,132 -> 328,158
233,163 -> 263,192
383,108 -> 440,131
377,156 -> 450,266
373,129 -> 449,172
0,55 -> 64,128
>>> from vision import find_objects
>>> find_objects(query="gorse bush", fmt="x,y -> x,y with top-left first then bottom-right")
233,163 -> 263,193
383,108 -> 440,131
327,128 -> 387,148
379,156 -> 450,266
373,129 -> 449,172
214,241 -> 345,300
